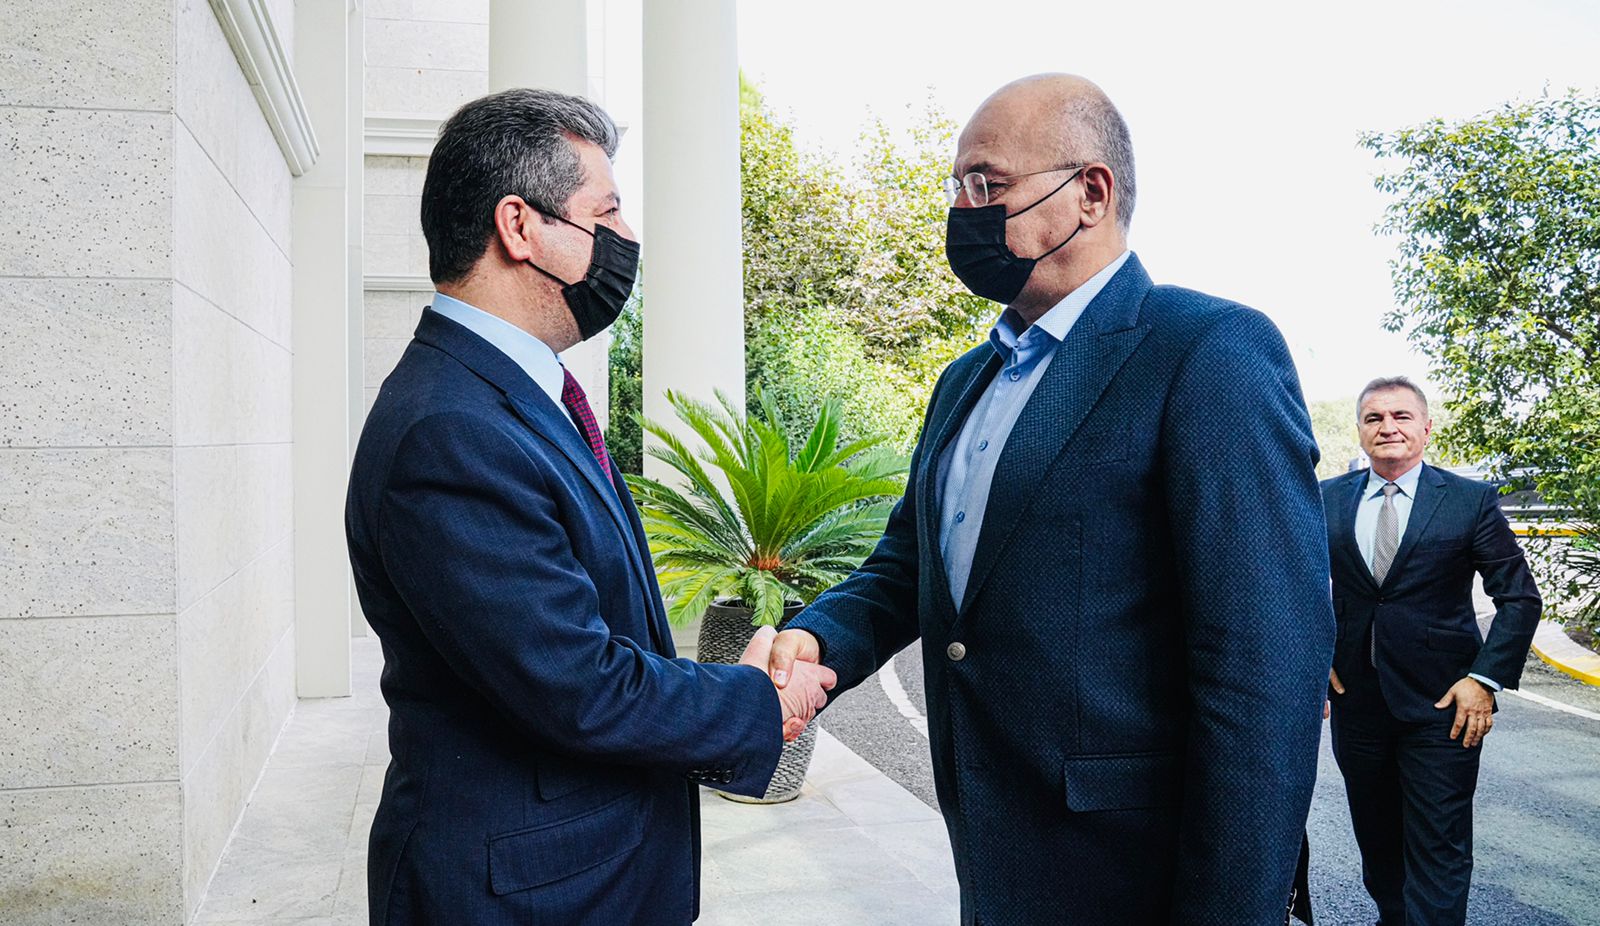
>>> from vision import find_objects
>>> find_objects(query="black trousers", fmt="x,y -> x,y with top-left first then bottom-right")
1329,675 -> 1481,926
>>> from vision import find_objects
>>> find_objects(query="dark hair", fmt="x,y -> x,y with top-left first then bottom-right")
1357,376 -> 1429,418
420,88 -> 619,285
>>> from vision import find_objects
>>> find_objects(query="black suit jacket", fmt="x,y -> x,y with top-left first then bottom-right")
1322,463 -> 1542,722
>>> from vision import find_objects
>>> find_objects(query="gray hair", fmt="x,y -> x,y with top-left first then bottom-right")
421,88 -> 619,285
1357,376 -> 1430,418
1059,93 -> 1137,232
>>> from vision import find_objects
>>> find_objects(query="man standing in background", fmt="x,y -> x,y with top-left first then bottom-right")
1324,376 -> 1541,926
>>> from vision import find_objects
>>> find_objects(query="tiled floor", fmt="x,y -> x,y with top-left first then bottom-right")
192,637 -> 958,925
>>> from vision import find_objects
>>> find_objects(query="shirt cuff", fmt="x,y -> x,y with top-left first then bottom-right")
1468,673 -> 1502,692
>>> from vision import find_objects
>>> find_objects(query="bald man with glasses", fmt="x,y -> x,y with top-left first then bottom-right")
769,73 -> 1333,926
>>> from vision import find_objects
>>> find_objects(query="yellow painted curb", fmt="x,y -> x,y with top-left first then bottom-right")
1531,621 -> 1600,688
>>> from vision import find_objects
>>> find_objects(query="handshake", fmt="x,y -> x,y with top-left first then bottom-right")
738,627 -> 834,742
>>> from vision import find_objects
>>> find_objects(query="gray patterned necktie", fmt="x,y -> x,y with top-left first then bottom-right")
1371,482 -> 1400,584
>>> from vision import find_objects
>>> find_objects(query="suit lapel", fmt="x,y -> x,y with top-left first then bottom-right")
612,468 -> 676,656
505,393 -> 667,647
916,349 -> 1003,619
1380,463 -> 1447,591
415,310 -> 669,653
957,258 -> 1153,615
1340,471 -> 1379,593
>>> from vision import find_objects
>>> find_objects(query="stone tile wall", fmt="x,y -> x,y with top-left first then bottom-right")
171,0 -> 298,915
361,0 -> 487,410
0,0 -> 299,921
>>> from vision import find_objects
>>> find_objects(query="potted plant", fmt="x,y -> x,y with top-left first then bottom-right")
625,390 -> 908,802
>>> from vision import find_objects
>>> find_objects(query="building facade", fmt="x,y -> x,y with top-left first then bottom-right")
0,0 -> 741,921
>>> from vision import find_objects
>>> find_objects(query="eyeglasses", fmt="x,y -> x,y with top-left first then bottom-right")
942,165 -> 1085,208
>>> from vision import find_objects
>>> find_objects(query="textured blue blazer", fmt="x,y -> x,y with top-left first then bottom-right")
1322,463 -> 1541,721
790,255 -> 1336,925
346,309 -> 783,925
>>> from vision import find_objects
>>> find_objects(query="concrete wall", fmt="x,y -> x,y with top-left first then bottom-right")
359,0 -> 614,428
361,2 -> 487,413
172,0 -> 299,913
0,0 -> 297,920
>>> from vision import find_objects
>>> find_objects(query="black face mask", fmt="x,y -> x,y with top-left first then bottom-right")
528,215 -> 640,341
945,168 -> 1084,305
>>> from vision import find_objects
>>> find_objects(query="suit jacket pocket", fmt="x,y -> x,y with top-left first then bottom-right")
1425,626 -> 1480,656
536,754 -> 600,802
488,790 -> 646,896
1063,752 -> 1183,812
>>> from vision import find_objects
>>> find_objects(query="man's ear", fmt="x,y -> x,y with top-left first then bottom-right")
493,195 -> 540,263
1080,164 -> 1115,227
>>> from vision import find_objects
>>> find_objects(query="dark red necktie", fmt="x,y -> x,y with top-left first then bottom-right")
560,368 -> 613,482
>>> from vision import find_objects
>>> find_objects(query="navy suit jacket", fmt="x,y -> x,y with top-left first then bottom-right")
1322,463 -> 1541,721
345,309 -> 784,925
790,255 -> 1336,926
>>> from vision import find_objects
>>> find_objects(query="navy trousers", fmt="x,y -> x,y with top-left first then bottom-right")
1330,675 -> 1481,926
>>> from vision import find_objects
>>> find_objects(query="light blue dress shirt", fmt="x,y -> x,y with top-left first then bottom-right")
938,251 -> 1131,606
428,293 -> 574,428
1354,460 -> 1422,570
1355,460 -> 1500,690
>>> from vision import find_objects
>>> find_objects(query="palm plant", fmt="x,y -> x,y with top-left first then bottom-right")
625,390 -> 909,628
1565,522 -> 1600,634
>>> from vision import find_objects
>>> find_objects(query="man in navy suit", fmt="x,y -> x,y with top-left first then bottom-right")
1323,377 -> 1541,925
345,88 -> 834,925
768,74 -> 1335,925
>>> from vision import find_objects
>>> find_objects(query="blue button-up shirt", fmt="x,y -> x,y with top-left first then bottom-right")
428,293 -> 573,428
938,251 -> 1131,606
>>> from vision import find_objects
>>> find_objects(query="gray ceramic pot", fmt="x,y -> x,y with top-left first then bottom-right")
699,599 -> 816,803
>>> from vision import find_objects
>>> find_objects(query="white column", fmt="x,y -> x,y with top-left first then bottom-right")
345,0 -> 367,637
641,0 -> 744,479
292,0 -> 355,696
489,0 -> 611,428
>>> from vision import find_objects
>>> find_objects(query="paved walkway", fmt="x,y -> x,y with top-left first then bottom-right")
192,637 -> 957,925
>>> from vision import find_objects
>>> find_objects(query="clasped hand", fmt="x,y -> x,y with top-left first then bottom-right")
740,627 -> 836,742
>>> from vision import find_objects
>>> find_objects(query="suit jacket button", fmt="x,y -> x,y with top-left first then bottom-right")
947,642 -> 967,662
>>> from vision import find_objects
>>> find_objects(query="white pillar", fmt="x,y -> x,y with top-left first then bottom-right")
489,0 -> 611,428
345,0 -> 368,637
641,0 -> 744,479
292,0 -> 356,696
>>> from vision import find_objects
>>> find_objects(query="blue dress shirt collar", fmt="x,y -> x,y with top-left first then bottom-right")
991,250 -> 1132,359
428,292 -> 567,412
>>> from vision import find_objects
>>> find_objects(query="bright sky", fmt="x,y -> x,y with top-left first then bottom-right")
611,0 -> 1599,403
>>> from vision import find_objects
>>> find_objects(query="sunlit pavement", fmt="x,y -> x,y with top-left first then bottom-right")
193,637 -> 959,925
823,648 -> 1600,926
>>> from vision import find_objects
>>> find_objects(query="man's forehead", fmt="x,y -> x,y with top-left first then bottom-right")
571,141 -> 621,201
1361,390 -> 1426,413
955,120 -> 1050,175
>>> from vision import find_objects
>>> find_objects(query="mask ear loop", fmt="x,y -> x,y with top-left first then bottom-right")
1030,220 -> 1083,261
1004,167 -> 1085,219
525,209 -> 597,287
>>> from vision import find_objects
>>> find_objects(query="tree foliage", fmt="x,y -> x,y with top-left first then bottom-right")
741,78 -> 990,450
604,285 -> 643,475
1306,397 -> 1364,480
1364,91 -> 1600,628
1362,91 -> 1600,520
